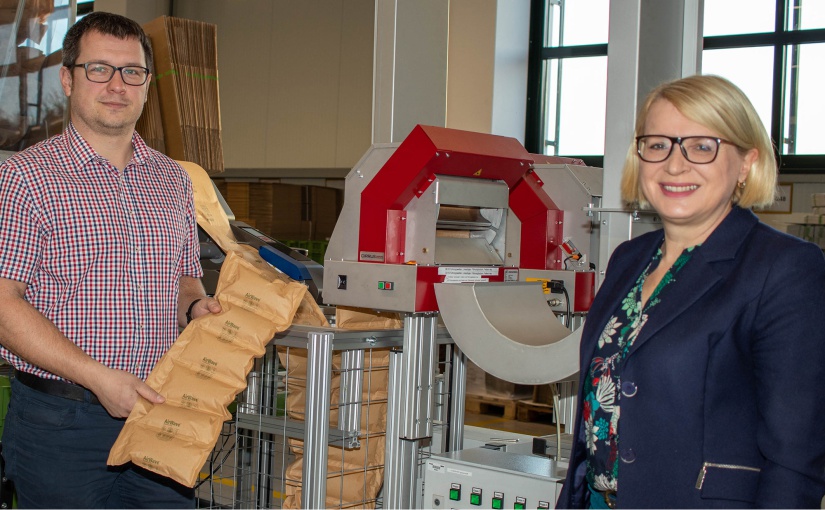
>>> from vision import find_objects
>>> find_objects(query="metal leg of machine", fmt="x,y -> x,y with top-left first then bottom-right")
235,360 -> 263,506
384,349 -> 418,509
447,347 -> 466,453
255,347 -> 278,509
399,314 -> 437,440
338,349 -> 364,448
301,332 -> 334,509
384,314 -> 439,508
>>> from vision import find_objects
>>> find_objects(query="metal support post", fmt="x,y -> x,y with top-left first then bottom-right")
400,313 -> 437,440
235,356 -> 263,505
255,346 -> 278,509
384,349 -> 419,509
448,347 -> 467,452
302,331 -> 334,509
338,349 -> 365,448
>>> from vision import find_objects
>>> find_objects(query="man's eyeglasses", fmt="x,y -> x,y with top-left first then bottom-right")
68,62 -> 150,86
636,135 -> 732,164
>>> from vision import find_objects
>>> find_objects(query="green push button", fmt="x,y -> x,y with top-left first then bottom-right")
514,496 -> 527,509
492,494 -> 504,510
470,490 -> 482,506
514,503 -> 525,509
449,483 -> 461,501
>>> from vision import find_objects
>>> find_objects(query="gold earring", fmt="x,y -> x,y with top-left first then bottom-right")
737,181 -> 746,189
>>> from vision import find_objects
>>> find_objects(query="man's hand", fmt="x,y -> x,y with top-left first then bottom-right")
190,296 -> 222,322
90,368 -> 164,418
178,276 -> 221,327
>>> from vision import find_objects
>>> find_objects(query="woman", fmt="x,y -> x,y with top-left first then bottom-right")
557,75 -> 825,508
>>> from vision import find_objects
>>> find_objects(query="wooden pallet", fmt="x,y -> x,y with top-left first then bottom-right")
516,399 -> 555,423
465,393 -> 523,420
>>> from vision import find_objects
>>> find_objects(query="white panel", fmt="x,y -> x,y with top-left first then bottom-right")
169,0 -> 374,171
93,0 -> 128,16
392,0 -> 449,142
267,1 -> 344,168
491,0 -> 530,143
446,0 -> 496,134
173,0 -> 273,169
335,0 -> 375,167
97,0 -> 169,23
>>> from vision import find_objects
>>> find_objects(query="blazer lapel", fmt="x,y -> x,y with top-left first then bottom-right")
579,231 -> 662,372
622,207 -> 758,359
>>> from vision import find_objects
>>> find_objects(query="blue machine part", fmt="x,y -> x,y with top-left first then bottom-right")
259,245 -> 313,281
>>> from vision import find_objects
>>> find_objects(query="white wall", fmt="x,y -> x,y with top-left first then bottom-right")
170,0 -> 374,176
95,0 -> 530,177
446,0 -> 530,143
94,0 -> 169,25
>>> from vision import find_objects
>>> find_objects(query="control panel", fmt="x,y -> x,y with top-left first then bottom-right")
423,446 -> 564,509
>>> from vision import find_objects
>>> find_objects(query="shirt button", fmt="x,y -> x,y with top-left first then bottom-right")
621,381 -> 638,397
620,448 -> 636,464
138,324 -> 144,330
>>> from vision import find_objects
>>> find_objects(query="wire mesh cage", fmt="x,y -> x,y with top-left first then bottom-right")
193,322 -> 458,510
196,420 -> 238,508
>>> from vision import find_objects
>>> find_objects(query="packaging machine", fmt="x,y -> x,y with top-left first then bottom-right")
190,125 -> 609,509
319,125 -> 604,508
323,125 -> 596,386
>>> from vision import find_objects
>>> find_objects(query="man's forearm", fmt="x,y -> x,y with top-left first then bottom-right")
0,290 -> 106,389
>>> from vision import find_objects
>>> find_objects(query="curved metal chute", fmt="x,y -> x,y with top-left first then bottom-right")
435,282 -> 581,385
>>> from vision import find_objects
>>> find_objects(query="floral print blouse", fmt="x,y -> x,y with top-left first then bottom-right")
584,245 -> 697,492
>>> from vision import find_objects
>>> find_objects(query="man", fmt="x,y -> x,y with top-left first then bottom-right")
0,11 -> 220,508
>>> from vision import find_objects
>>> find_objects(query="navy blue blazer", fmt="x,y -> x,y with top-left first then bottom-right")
557,206 -> 825,508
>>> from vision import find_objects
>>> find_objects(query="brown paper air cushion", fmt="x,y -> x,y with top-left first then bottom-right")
108,251 -> 307,486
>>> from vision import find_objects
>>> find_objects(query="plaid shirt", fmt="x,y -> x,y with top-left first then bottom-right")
0,123 -> 202,380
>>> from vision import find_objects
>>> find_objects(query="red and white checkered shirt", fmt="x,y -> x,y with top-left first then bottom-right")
0,123 -> 202,380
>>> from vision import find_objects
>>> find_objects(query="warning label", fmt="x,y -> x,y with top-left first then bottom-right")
437,267 -> 499,283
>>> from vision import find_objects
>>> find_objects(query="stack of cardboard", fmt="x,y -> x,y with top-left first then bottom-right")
248,182 -> 302,236
212,180 -> 342,241
223,182 -> 252,225
310,186 -> 343,240
143,16 -> 224,174
135,77 -> 165,153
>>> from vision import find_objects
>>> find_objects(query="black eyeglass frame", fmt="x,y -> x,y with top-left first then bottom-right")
635,135 -> 733,164
68,62 -> 150,86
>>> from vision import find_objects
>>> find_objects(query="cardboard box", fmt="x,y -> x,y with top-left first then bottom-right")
241,184 -> 343,242
308,185 -> 343,240
143,16 -> 224,174
224,182 -> 250,220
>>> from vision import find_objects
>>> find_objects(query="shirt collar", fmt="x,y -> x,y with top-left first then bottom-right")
64,122 -> 157,171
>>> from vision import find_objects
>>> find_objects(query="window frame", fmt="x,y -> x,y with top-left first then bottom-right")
525,0 -> 825,174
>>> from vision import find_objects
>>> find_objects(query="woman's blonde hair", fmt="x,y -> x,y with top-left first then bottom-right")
620,74 -> 777,209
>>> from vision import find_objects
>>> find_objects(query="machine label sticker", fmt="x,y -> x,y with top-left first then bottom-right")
360,251 -> 385,262
503,268 -> 519,281
427,462 -> 446,473
447,467 -> 473,477
438,267 -> 498,283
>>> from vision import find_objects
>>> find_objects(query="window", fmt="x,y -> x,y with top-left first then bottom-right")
526,0 -> 825,173
525,0 -> 608,168
0,1 -> 93,152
